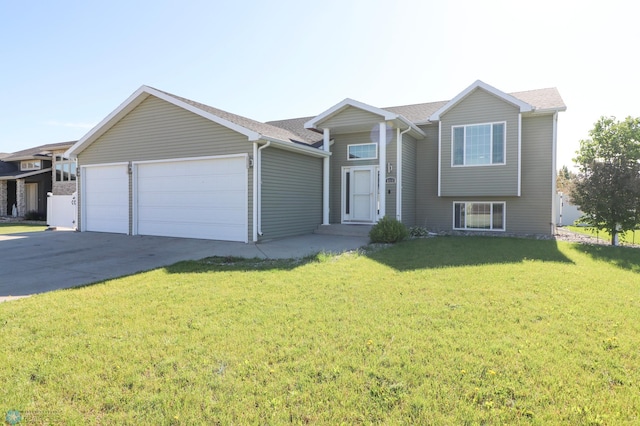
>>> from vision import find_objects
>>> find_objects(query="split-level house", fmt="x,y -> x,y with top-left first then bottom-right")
0,141 -> 76,219
64,80 -> 566,242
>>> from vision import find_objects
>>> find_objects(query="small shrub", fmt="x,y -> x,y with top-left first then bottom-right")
369,216 -> 409,243
24,210 -> 45,221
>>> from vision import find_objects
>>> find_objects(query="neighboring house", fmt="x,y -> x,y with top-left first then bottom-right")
65,80 -> 566,242
556,192 -> 582,226
0,141 -> 76,219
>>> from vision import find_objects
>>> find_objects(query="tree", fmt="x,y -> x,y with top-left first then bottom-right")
556,165 -> 576,195
572,116 -> 640,245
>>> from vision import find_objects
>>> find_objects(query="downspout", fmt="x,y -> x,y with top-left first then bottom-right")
322,128 -> 330,225
257,141 -> 271,237
551,112 -> 558,235
74,157 -> 79,230
252,143 -> 258,242
396,125 -> 412,222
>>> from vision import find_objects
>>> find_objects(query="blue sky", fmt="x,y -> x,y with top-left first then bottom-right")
1,0 -> 638,169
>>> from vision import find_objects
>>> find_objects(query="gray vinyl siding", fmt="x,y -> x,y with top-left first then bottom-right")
329,131 -> 396,223
320,107 -> 384,129
416,115 -> 555,236
261,148 -> 322,239
440,89 -> 519,196
508,114 -> 554,235
416,124 -> 443,229
401,134 -> 417,226
77,95 -> 254,241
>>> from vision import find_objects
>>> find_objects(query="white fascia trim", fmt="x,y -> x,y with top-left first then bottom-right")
65,86 -> 151,158
429,80 -> 533,121
304,98 -> 397,129
261,136 -> 330,158
65,85 -> 263,158
526,106 -> 567,115
397,115 -> 426,139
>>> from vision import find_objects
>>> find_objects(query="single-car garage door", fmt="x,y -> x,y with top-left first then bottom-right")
135,156 -> 247,242
83,164 -> 129,234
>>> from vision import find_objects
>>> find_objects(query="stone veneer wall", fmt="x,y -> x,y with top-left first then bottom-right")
52,181 -> 76,195
16,179 -> 25,216
0,180 -> 6,216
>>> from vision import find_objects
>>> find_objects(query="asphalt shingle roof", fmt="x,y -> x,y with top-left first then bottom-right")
155,89 -> 318,145
265,87 -> 565,137
2,141 -> 76,161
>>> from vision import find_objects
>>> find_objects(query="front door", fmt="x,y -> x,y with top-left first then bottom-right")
25,183 -> 38,213
342,166 -> 377,223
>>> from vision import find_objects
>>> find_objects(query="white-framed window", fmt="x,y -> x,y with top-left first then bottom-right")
452,122 -> 505,166
20,160 -> 41,171
453,202 -> 505,231
347,143 -> 377,160
54,155 -> 77,182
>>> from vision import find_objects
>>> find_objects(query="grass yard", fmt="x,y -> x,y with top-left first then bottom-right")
567,225 -> 640,246
0,223 -> 47,235
1,237 -> 639,424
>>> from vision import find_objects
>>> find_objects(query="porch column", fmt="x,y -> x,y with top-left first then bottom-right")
16,179 -> 26,216
0,180 -> 6,216
322,128 -> 330,225
378,122 -> 386,219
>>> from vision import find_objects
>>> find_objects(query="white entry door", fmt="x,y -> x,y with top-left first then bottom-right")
25,183 -> 38,213
342,166 -> 377,223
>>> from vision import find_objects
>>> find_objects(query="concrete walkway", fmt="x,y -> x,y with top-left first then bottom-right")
0,230 -> 369,299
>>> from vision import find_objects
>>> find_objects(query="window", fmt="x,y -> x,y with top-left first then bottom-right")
20,160 -> 41,171
452,122 -> 505,166
453,202 -> 505,231
348,143 -> 377,160
54,155 -> 76,182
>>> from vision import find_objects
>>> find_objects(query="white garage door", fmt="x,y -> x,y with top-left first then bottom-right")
135,156 -> 247,242
83,164 -> 129,234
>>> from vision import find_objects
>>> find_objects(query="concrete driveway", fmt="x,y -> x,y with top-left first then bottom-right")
0,230 -> 369,298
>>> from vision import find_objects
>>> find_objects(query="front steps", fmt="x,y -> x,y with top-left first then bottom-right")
314,224 -> 372,238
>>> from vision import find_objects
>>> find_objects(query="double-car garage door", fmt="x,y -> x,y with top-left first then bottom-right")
82,156 -> 247,242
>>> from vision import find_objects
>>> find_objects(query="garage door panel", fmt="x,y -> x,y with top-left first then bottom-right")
138,206 -> 245,224
136,157 -> 247,242
137,190 -> 246,209
84,165 -> 129,234
138,174 -> 246,192
138,221 -> 246,241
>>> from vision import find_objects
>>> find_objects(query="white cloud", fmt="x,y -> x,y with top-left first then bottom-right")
45,120 -> 95,129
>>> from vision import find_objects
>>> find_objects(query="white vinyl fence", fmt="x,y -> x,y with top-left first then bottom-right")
556,192 -> 582,226
46,192 -> 77,229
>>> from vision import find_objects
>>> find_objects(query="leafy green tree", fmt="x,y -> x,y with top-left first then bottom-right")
556,165 -> 576,195
572,116 -> 640,245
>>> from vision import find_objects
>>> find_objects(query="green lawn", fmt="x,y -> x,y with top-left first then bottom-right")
567,225 -> 640,246
0,223 -> 47,235
1,237 -> 639,424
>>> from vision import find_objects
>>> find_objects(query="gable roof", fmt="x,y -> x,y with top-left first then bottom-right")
66,86 -> 326,159
429,80 -> 534,121
303,98 -> 426,139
